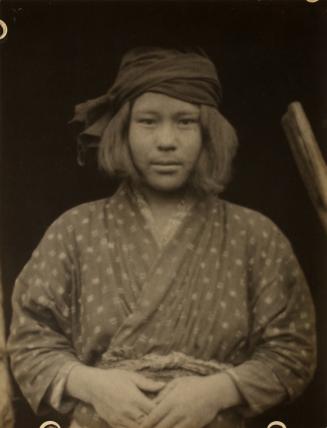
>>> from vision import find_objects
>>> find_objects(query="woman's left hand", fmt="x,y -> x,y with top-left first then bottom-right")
140,373 -> 242,428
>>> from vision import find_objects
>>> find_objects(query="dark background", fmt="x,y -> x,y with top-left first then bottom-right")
1,1 -> 327,427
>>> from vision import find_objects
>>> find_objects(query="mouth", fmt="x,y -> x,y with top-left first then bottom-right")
150,161 -> 182,173
151,161 -> 182,166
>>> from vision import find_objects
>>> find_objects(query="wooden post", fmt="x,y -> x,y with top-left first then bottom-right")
282,101 -> 327,235
0,268 -> 15,428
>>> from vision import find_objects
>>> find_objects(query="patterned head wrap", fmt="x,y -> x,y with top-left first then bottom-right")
72,47 -> 222,164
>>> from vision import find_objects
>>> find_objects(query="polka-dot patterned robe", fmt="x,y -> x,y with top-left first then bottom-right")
8,184 -> 316,428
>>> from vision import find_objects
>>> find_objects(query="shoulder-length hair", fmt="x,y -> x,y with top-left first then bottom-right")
98,100 -> 238,194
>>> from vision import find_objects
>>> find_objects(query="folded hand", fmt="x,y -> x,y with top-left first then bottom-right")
140,375 -> 225,428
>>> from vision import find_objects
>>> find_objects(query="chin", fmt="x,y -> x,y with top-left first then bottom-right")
139,170 -> 193,194
147,178 -> 188,193
151,184 -> 184,193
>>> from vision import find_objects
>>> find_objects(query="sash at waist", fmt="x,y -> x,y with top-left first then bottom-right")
97,351 -> 233,379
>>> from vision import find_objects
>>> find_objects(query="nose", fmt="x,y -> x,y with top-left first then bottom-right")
156,123 -> 177,151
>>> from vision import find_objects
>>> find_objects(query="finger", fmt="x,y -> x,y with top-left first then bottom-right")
140,401 -> 172,428
123,407 -> 146,424
121,416 -> 142,428
133,413 -> 146,427
110,417 -> 131,428
119,412 -> 147,428
126,383 -> 157,414
133,395 -> 156,415
133,374 -> 165,392
117,422 -> 137,428
178,422 -> 196,428
154,413 -> 183,428
122,408 -> 142,420
154,383 -> 176,404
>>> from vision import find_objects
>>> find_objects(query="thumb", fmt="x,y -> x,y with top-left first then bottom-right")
154,381 -> 176,403
133,374 -> 165,392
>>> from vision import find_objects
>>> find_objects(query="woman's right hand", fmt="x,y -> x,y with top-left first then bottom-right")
66,365 -> 165,428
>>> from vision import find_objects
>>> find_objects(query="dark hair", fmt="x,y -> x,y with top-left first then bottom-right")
98,99 -> 238,194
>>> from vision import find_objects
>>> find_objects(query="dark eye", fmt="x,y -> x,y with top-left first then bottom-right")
179,118 -> 197,126
138,118 -> 156,125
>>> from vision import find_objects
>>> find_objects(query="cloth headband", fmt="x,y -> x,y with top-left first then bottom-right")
71,47 -> 222,165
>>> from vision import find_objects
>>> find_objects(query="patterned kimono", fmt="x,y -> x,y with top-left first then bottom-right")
8,184 -> 316,428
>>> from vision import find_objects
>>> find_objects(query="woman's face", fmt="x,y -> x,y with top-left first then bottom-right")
129,92 -> 202,193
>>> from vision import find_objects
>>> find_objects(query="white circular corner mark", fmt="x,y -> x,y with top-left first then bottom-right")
39,422 -> 61,428
0,19 -> 8,40
267,422 -> 287,428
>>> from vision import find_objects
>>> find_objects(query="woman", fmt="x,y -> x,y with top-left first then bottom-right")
8,47 -> 316,428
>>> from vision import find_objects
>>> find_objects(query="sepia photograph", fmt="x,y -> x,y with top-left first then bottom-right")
1,1 -> 326,428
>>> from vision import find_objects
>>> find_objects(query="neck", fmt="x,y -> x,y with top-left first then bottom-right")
135,183 -> 194,212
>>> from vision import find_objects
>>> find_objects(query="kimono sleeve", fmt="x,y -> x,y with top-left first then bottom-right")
225,216 -> 317,416
8,212 -> 81,415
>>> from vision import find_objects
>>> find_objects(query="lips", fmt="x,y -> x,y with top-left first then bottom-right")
150,160 -> 182,166
150,161 -> 182,173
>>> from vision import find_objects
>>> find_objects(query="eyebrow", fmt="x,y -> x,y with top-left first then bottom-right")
132,109 -> 160,115
133,109 -> 200,116
173,111 -> 200,117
